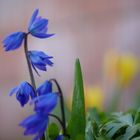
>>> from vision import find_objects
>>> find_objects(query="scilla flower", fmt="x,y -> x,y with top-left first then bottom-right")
20,93 -> 58,140
37,80 -> 52,96
3,32 -> 25,51
28,9 -> 54,38
28,50 -> 53,74
20,113 -> 49,140
31,93 -> 58,114
9,81 -> 35,107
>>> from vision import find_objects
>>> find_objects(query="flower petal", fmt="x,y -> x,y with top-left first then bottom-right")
24,117 -> 48,135
55,135 -> 64,140
30,19 -> 48,32
28,50 -> 53,74
34,64 -> 47,71
34,93 -> 58,114
28,9 -> 54,39
9,81 -> 35,107
19,114 -> 39,127
31,63 -> 40,76
31,32 -> 54,39
28,9 -> 39,30
3,32 -> 25,51
20,113 -> 48,140
37,80 -> 52,96
9,87 -> 19,96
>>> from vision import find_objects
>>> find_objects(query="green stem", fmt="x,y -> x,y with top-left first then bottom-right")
24,34 -> 37,91
48,114 -> 64,128
49,79 -> 67,136
24,33 -> 45,140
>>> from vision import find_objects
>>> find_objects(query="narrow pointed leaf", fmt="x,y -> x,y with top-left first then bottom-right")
67,59 -> 85,140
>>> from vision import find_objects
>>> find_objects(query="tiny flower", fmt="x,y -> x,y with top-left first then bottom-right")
28,9 -> 54,38
9,81 -> 36,107
55,135 -> 63,140
28,50 -> 53,75
20,113 -> 48,140
3,31 -> 25,51
31,93 -> 58,115
37,80 -> 52,96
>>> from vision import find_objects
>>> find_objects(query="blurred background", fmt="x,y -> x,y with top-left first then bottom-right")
1,0 -> 140,139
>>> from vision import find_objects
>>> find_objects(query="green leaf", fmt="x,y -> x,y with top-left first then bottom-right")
47,123 -> 59,139
87,108 -> 100,124
106,123 -> 126,138
76,134 -> 85,140
102,113 -> 135,139
97,136 -> 110,140
116,114 -> 133,126
120,125 -> 140,140
86,120 -> 95,140
67,59 -> 86,140
134,108 -> 140,124
131,137 -> 140,140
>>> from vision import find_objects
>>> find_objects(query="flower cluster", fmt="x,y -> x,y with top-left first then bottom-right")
19,81 -> 58,140
10,80 -> 59,140
3,9 -> 54,74
3,9 -> 64,140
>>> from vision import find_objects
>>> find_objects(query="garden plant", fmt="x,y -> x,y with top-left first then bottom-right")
3,8 -> 140,140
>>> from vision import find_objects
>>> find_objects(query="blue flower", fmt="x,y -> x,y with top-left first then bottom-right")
37,80 -> 52,96
28,9 -> 54,38
28,50 -> 53,75
20,113 -> 48,140
55,135 -> 64,140
20,93 -> 58,140
3,31 -> 25,51
9,81 -> 36,107
31,93 -> 58,115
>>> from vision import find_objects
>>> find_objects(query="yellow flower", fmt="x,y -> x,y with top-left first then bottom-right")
104,49 -> 138,87
67,85 -> 104,111
85,86 -> 104,111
